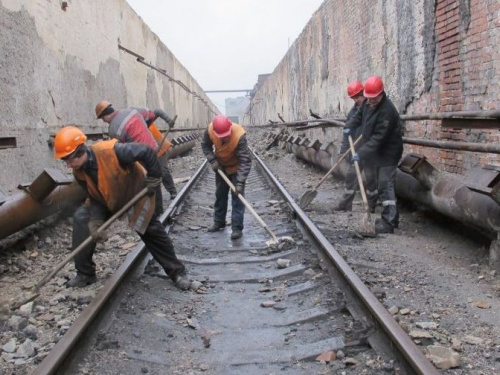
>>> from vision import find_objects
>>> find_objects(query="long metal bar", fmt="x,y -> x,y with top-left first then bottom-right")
402,109 -> 500,120
204,89 -> 251,93
403,137 -> 500,154
32,161 -> 208,375
252,151 -> 439,375
0,183 -> 85,241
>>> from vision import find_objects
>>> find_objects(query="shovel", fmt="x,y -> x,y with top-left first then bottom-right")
11,187 -> 150,310
348,135 -> 377,238
299,135 -> 362,209
217,169 -> 288,247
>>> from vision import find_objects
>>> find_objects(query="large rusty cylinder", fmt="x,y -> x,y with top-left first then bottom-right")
0,138 -> 196,241
167,139 -> 196,158
0,182 -> 86,241
279,137 -> 500,238
281,139 -> 351,178
396,171 -> 500,238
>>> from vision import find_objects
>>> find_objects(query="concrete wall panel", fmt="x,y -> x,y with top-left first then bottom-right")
0,0 -> 215,191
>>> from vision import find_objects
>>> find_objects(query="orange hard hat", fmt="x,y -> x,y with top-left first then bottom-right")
53,126 -> 87,159
363,76 -> 384,98
347,81 -> 364,98
212,115 -> 232,138
95,100 -> 112,119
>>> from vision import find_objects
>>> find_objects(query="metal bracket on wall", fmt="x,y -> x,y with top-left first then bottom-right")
464,165 -> 500,205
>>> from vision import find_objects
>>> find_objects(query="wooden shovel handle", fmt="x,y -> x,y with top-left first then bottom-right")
348,136 -> 371,218
217,169 -> 278,242
312,135 -> 362,190
35,187 -> 149,291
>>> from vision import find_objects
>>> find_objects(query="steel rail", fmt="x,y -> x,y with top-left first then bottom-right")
252,150 -> 439,375
32,160 -> 208,375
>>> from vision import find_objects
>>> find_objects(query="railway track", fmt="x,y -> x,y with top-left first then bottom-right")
31,151 -> 438,374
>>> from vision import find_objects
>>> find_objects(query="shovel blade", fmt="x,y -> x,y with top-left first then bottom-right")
356,215 -> 377,238
299,190 -> 317,209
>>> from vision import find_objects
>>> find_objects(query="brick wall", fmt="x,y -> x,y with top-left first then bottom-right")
247,0 -> 500,177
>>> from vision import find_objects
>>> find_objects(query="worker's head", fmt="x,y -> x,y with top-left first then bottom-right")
95,100 -> 115,122
54,126 -> 88,168
363,76 -> 385,107
212,115 -> 232,142
347,80 -> 365,107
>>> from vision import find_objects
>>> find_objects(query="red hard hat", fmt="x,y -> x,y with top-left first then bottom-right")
212,115 -> 232,138
363,76 -> 384,98
347,81 -> 364,98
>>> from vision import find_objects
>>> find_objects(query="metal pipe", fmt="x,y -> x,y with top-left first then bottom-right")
279,137 -> 500,238
0,138 -> 196,241
403,137 -> 500,154
0,183 -> 86,240
401,110 -> 500,120
396,171 -> 500,238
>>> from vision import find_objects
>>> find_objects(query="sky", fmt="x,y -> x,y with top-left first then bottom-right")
125,0 -> 325,114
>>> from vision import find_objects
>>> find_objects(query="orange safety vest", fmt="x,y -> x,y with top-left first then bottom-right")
208,123 -> 246,175
149,123 -> 172,157
73,139 -> 155,234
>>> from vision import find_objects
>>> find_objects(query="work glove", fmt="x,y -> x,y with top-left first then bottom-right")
210,160 -> 220,172
88,220 -> 107,243
145,176 -> 162,195
351,153 -> 360,164
235,183 -> 244,196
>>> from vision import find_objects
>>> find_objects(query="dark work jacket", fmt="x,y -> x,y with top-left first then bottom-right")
339,104 -> 363,155
201,131 -> 252,185
345,93 -> 403,167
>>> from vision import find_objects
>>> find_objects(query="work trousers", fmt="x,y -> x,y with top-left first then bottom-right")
338,164 -> 378,212
154,154 -> 177,216
213,172 -> 245,230
72,204 -> 186,280
364,165 -> 399,228
160,153 -> 177,196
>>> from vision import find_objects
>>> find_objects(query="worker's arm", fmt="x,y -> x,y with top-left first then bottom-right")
201,130 -> 217,164
114,142 -> 161,178
235,135 -> 252,184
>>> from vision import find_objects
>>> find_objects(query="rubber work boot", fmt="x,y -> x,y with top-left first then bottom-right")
375,220 -> 394,234
170,192 -> 177,199
333,202 -> 352,212
207,223 -> 226,232
66,273 -> 97,288
174,275 -> 191,291
231,228 -> 243,240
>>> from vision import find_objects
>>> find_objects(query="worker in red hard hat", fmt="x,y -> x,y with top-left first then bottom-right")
334,81 -> 376,212
201,115 -> 252,240
344,75 -> 403,234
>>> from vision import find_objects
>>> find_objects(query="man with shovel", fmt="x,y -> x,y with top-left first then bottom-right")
53,126 -> 190,290
201,115 -> 252,240
95,100 -> 177,215
335,80 -> 377,212
344,76 -> 403,234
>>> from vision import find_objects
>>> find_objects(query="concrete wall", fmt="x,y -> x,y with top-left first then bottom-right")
245,0 -> 500,175
0,0 -> 216,192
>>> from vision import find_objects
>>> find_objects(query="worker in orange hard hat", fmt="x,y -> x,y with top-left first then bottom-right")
95,100 -> 178,215
53,126 -> 190,290
334,81 -> 376,212
201,115 -> 251,240
344,76 -> 403,234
